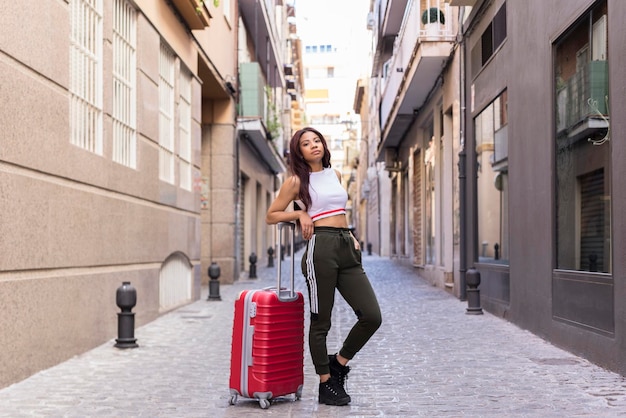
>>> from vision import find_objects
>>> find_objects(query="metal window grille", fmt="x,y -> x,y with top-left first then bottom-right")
159,43 -> 176,184
69,0 -> 103,154
112,0 -> 137,168
179,70 -> 192,190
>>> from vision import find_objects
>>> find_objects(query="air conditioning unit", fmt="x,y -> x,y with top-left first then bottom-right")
384,147 -> 402,172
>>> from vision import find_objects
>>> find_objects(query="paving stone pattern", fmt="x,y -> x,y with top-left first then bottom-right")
1,253 -> 626,417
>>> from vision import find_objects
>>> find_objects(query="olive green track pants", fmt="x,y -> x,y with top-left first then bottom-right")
301,226 -> 382,376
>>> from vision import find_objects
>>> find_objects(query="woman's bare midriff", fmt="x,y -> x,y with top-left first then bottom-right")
313,214 -> 349,229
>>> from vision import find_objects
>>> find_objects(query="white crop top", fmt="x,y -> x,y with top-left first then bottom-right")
297,168 -> 347,222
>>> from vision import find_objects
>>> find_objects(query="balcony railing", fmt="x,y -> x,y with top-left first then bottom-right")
419,1 -> 451,38
556,60 -> 609,134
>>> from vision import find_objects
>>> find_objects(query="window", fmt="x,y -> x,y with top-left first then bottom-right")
554,2 -> 610,273
179,70 -> 192,191
112,0 -> 137,168
471,1 -> 507,74
69,0 -> 103,154
475,91 -> 509,265
481,23 -> 493,65
493,2 -> 507,53
159,43 -> 176,184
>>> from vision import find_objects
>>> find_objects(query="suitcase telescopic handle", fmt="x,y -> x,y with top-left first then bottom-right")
276,222 -> 296,300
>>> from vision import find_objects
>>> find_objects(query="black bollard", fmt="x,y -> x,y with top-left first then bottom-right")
494,243 -> 500,260
249,253 -> 257,279
367,242 -> 372,256
280,245 -> 285,261
466,268 -> 483,315
115,282 -> 138,348
207,262 -> 222,301
267,247 -> 274,267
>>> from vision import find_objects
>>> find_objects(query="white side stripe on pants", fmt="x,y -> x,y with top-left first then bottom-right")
305,234 -> 319,314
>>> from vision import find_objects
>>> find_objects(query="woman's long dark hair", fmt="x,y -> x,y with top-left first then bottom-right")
288,127 -> 331,211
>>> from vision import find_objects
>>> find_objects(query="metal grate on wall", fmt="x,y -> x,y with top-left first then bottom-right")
112,0 -> 137,168
179,69 -> 192,190
159,43 -> 176,184
579,169 -> 606,272
69,0 -> 103,154
159,253 -> 192,311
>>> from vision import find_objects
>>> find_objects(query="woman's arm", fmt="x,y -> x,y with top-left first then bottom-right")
266,176 -> 315,239
266,176 -> 303,225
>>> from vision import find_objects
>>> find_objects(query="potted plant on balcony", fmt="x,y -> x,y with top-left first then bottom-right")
421,7 -> 445,35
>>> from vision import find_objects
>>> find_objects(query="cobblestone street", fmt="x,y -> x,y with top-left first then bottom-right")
1,252 -> 626,417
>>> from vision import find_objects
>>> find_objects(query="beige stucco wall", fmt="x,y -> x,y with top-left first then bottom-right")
201,122 -> 238,284
0,267 -> 163,388
0,0 -> 211,388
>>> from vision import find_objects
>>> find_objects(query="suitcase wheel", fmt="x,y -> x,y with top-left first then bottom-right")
259,399 -> 270,409
229,394 -> 237,405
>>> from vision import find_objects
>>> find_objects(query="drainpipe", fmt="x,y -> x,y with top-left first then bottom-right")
458,6 -> 467,301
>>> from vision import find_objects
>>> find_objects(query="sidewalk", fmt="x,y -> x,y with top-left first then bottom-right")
1,252 -> 626,417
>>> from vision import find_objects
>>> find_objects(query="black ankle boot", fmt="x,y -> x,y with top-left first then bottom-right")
328,354 -> 351,402
319,376 -> 350,406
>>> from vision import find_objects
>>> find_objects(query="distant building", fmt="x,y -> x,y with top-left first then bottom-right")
370,0 -> 459,286
298,0 -> 371,228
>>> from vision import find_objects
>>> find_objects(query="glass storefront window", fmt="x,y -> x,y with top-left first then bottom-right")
554,2 -> 611,273
475,90 -> 509,265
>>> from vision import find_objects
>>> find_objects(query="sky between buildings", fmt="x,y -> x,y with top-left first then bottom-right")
295,0 -> 372,114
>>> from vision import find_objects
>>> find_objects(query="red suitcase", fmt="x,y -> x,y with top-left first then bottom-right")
228,222 -> 304,409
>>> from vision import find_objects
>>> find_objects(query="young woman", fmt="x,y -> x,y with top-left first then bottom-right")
266,127 -> 382,406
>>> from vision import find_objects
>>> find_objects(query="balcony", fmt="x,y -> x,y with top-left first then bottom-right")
239,0 -> 285,88
238,62 -> 285,174
381,0 -> 408,38
556,60 -> 609,142
170,0 -> 211,30
372,0 -> 409,77
377,1 -> 454,155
